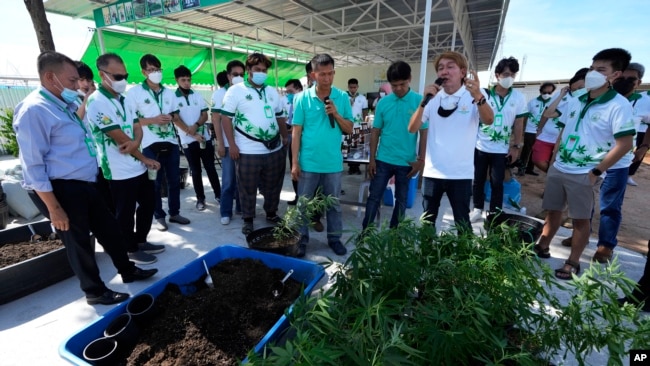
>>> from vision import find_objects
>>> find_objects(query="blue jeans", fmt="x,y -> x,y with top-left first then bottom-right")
297,171 -> 343,245
220,147 -> 241,218
422,177 -> 472,232
473,149 -> 507,213
362,159 -> 411,229
143,144 -> 181,219
598,167 -> 628,249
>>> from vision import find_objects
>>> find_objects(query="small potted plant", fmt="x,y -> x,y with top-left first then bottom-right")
246,190 -> 337,256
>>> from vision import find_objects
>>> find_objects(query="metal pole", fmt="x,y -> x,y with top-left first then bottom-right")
418,0 -> 433,94
97,28 -> 106,55
274,50 -> 279,88
211,37 -> 217,87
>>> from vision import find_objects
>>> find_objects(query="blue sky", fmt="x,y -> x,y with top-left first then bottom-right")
1,0 -> 649,83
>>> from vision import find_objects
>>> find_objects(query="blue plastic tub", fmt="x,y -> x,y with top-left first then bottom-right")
59,245 -> 325,365
383,174 -> 418,208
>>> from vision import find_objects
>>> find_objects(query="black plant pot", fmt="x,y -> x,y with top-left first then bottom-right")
485,212 -> 544,244
82,337 -> 119,365
246,226 -> 300,257
126,293 -> 157,325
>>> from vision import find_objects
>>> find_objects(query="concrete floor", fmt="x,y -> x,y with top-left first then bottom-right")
0,155 -> 646,365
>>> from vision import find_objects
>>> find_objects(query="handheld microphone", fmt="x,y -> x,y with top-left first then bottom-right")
421,78 -> 446,107
324,96 -> 335,128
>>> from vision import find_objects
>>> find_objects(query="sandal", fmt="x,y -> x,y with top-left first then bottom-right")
592,246 -> 613,264
555,260 -> 581,280
533,244 -> 551,259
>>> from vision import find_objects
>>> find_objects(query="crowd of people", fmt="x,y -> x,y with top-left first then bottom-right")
12,47 -> 650,310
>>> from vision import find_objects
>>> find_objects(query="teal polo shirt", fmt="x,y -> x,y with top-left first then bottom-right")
292,86 -> 353,173
374,89 -> 428,166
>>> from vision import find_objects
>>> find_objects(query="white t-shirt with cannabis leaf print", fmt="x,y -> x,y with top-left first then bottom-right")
221,81 -> 285,154
476,87 -> 527,153
554,90 -> 635,174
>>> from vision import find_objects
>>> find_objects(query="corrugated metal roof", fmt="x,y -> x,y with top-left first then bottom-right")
44,0 -> 507,71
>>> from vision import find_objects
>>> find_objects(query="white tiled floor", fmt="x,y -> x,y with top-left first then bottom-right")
0,155 -> 646,365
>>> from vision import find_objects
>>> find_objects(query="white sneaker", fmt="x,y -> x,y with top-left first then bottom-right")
627,177 -> 638,186
470,208 -> 484,223
220,216 -> 231,225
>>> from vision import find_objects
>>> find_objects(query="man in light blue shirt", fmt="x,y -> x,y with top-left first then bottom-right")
362,61 -> 428,230
14,51 -> 157,305
291,53 -> 353,257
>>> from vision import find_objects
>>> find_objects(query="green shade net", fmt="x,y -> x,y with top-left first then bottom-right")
81,31 -> 305,87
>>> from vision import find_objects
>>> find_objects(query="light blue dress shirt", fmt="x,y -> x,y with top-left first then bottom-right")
14,87 -> 98,192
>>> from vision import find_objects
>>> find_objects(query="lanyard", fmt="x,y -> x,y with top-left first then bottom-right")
246,82 -> 268,104
147,88 -> 164,113
39,91 -> 87,133
490,88 -> 512,113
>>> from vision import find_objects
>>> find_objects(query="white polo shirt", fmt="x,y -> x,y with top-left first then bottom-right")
348,92 -> 368,124
630,92 -> 650,133
210,85 -> 230,147
554,89 -> 635,174
421,85 -> 486,179
538,92 -> 580,143
172,88 -> 209,146
86,86 -> 145,180
125,81 -> 177,149
221,81 -> 285,154
526,96 -> 552,134
476,87 -> 527,154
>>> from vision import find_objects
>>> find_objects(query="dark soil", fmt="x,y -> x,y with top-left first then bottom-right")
0,239 -> 64,268
124,258 -> 303,365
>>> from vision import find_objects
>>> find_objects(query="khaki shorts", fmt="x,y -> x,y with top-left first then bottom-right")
542,165 -> 600,219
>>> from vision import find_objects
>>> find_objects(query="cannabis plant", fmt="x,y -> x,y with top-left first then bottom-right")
272,191 -> 337,242
0,108 -> 18,157
250,217 -> 650,365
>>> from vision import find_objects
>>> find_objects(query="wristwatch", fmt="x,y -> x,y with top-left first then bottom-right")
591,168 -> 603,176
512,143 -> 523,149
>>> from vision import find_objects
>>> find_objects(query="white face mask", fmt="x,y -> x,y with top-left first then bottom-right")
541,93 -> 552,100
498,76 -> 514,89
148,71 -> 163,84
379,92 -> 386,97
584,70 -> 607,90
110,78 -> 128,94
231,76 -> 244,85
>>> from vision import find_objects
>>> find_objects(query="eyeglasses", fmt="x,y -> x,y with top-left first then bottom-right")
101,70 -> 129,81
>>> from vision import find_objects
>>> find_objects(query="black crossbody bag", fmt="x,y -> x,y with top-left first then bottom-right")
235,126 -> 281,150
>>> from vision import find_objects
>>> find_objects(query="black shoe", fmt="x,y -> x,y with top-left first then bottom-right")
516,168 -> 525,177
86,290 -> 130,305
266,214 -> 282,224
525,170 -> 539,176
328,241 -> 347,255
122,267 -> 158,283
242,222 -> 254,235
296,244 -> 306,258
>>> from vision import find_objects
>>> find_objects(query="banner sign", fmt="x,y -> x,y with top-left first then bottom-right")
93,0 -> 230,28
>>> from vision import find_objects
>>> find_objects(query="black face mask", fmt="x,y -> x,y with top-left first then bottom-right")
179,86 -> 192,95
612,77 -> 635,96
437,100 -> 458,117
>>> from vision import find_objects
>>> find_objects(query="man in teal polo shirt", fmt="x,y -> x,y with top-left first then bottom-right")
362,61 -> 428,230
291,53 -> 354,257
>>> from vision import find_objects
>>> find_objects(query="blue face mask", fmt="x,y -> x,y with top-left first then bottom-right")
55,74 -> 79,104
252,72 -> 267,85
572,88 -> 588,98
286,93 -> 294,103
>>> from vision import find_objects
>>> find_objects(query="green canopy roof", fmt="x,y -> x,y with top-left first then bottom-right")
81,30 -> 305,87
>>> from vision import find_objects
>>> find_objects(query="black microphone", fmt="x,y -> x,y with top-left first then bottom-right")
324,96 -> 335,128
421,78 -> 446,108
